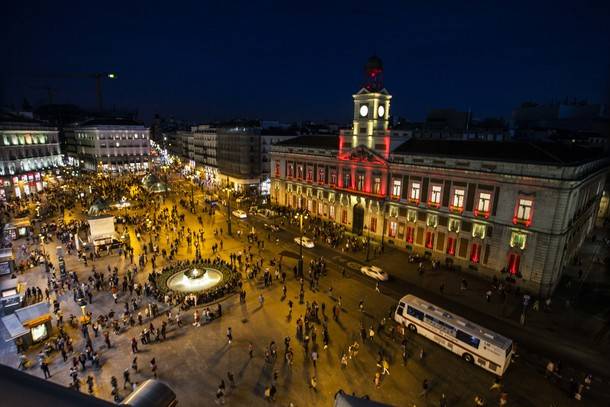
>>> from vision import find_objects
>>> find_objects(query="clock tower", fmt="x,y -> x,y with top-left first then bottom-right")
340,56 -> 392,158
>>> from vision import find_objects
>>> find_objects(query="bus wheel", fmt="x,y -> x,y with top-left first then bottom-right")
463,353 -> 474,364
408,323 -> 417,333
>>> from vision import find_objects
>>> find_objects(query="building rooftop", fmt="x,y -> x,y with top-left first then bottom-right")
78,117 -> 144,127
274,135 -> 339,149
392,138 -> 606,166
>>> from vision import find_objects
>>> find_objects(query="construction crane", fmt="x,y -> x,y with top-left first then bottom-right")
31,72 -> 117,111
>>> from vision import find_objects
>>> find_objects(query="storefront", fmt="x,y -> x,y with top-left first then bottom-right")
0,277 -> 23,313
3,218 -> 32,240
1,302 -> 52,348
0,172 -> 44,200
0,248 -> 15,276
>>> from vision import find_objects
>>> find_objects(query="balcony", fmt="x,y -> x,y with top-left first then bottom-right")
449,205 -> 464,214
473,208 -> 490,219
512,216 -> 532,227
428,201 -> 441,209
408,197 -> 420,205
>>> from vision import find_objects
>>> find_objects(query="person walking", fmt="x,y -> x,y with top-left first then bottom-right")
227,371 -> 235,388
123,369 -> 132,389
248,342 -> 254,358
375,282 -> 381,293
86,375 -> 94,394
309,375 -> 317,392
489,377 -> 502,392
374,372 -> 381,389
226,327 -> 233,344
258,293 -> 265,307
132,356 -> 138,373
150,358 -> 158,378
40,360 -> 51,379
419,378 -> 429,399
381,359 -> 390,375
311,350 -> 318,368
369,326 -> 375,343
359,300 -> 364,313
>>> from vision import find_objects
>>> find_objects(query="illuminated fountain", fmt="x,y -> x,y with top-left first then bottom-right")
166,267 -> 223,293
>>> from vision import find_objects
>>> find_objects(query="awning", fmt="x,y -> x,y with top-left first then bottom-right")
1,314 -> 28,340
14,302 -> 51,325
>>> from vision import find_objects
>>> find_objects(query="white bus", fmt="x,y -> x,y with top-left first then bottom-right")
394,294 -> 513,376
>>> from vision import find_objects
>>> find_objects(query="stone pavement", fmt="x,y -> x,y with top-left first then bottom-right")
0,185 -> 607,406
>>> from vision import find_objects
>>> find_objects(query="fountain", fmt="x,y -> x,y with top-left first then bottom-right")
166,267 -> 223,293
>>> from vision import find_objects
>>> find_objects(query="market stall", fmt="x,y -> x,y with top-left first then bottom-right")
1,302 -> 52,347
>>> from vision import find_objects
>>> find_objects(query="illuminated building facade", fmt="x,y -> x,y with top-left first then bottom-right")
270,58 -> 609,295
64,118 -> 150,172
0,112 -> 62,200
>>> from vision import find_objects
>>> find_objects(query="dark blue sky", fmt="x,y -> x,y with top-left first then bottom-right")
2,0 -> 609,123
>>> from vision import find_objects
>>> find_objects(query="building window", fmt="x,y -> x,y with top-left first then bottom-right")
429,185 -> 442,206
318,201 -> 324,215
392,179 -> 401,198
329,205 -> 335,220
307,199 -> 313,212
356,173 -> 365,191
472,223 -> 486,239
451,189 -> 465,212
306,168 -> 313,182
406,209 -> 417,223
370,217 -> 377,233
514,198 -> 533,226
372,177 -> 381,195
287,164 -> 294,177
426,214 -> 438,228
330,170 -> 337,185
425,231 -> 434,249
274,162 -> 280,177
470,243 -> 481,263
297,165 -> 304,179
510,231 -> 527,250
508,253 -> 520,275
318,168 -> 325,183
343,172 -> 351,188
341,209 -> 348,224
447,237 -> 456,256
405,226 -> 415,243
410,182 -> 421,202
448,218 -> 461,233
475,192 -> 491,217
389,221 -> 398,237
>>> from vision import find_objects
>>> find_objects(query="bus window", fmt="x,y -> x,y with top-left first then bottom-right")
456,330 -> 480,349
407,306 -> 424,321
396,302 -> 405,316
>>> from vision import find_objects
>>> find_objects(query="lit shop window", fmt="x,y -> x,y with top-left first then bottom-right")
472,223 -> 486,239
448,218 -> 461,233
429,185 -> 441,206
392,179 -> 401,198
405,226 -> 415,243
510,232 -> 527,250
370,217 -> 377,233
329,205 -> 335,220
508,253 -> 520,275
389,221 -> 398,237
446,237 -> 456,256
425,231 -> 434,248
341,209 -> 348,224
470,243 -> 481,263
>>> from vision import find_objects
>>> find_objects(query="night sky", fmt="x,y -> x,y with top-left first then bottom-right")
2,0 -> 609,124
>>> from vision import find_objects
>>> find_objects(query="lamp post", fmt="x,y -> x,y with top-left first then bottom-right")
364,225 -> 371,262
226,188 -> 232,236
295,210 -> 308,277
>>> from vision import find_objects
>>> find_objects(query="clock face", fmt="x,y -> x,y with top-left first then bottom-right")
378,105 -> 385,118
359,105 -> 368,117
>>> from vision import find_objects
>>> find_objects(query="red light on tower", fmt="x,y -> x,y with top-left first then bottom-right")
364,56 -> 384,92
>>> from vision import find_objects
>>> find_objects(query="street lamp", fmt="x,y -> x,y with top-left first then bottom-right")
226,188 -> 232,236
295,209 -> 308,277
364,225 -> 371,262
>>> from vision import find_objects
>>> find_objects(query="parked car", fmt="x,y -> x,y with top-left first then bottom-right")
294,236 -> 315,248
263,223 -> 280,232
360,265 -> 389,281
232,209 -> 247,219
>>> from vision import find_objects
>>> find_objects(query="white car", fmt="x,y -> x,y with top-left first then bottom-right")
294,236 -> 315,248
360,265 -> 389,281
232,209 -> 247,219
